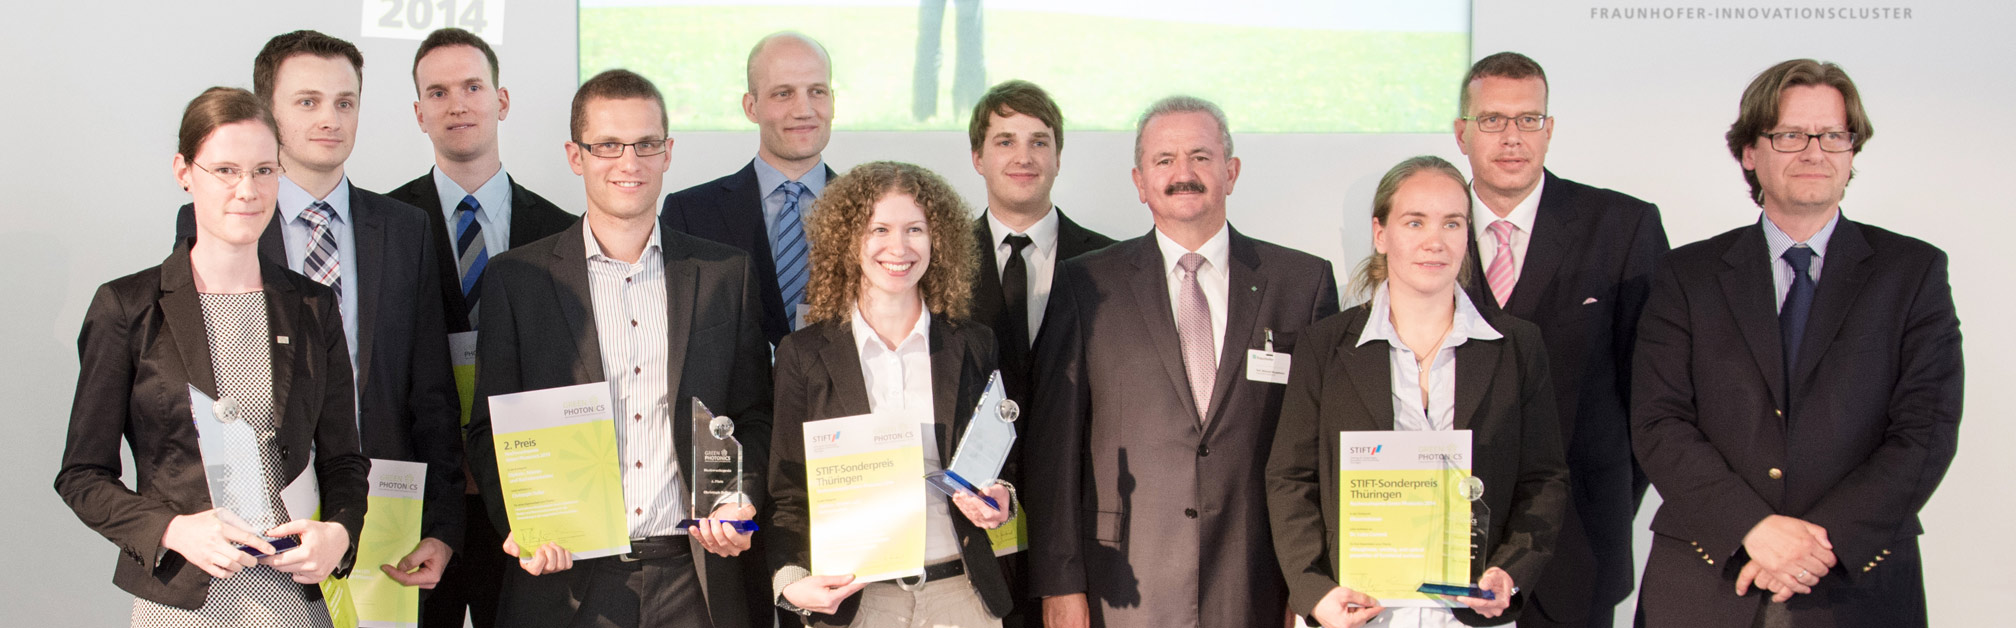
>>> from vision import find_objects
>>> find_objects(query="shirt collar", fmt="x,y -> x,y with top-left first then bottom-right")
431,165 -> 511,215
752,156 -> 828,199
985,206 -> 1061,252
1152,221 -> 1231,277
851,303 -> 933,356
1471,180 -> 1543,243
581,218 -> 663,262
1761,209 -> 1840,261
279,174 -> 352,224
1355,281 -> 1503,348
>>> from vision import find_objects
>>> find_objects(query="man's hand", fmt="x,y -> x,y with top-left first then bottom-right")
1736,560 -> 1802,602
1309,586 -> 1384,628
1454,567 -> 1514,618
693,503 -> 757,558
502,531 -> 573,576
1741,515 -> 1835,595
782,574 -> 866,615
381,537 -> 454,588
261,519 -> 350,584
951,483 -> 1013,529
1043,593 -> 1091,628
161,509 -> 270,579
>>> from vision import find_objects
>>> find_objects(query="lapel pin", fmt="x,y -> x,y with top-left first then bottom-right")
276,336 -> 290,345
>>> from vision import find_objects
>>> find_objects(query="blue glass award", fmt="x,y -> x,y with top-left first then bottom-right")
924,371 -> 1017,510
189,384 -> 302,557
678,398 -> 759,534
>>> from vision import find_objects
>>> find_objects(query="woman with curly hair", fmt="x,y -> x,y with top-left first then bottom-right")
767,161 -> 1017,627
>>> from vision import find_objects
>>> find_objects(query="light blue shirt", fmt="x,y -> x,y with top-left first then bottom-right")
431,166 -> 515,258
1762,210 -> 1840,313
751,157 -> 827,250
278,175 -> 361,366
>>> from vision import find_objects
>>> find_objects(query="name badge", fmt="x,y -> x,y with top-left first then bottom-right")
1246,328 -> 1290,384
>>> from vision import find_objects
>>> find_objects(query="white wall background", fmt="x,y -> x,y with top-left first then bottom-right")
2,1 -> 2008,624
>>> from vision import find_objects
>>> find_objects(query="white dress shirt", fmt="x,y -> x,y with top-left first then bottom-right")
985,207 -> 1062,344
1354,281 -> 1502,627
1470,183 -> 1544,288
1153,223 -> 1232,359
850,306 -> 963,564
583,221 -> 690,538
431,165 -> 515,257
1762,210 -> 1840,313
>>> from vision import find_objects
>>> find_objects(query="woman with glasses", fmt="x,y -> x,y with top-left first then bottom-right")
1265,156 -> 1569,627
767,162 -> 1017,627
55,87 -> 368,627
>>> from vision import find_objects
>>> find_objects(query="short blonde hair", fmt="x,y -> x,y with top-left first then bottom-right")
802,161 -> 978,325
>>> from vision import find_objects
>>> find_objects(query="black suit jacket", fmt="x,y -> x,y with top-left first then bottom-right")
1025,227 -> 1340,628
661,159 -> 840,346
968,208 -> 1116,408
1266,303 -> 1569,626
768,316 -> 1010,627
1631,216 -> 1961,627
465,218 -> 774,628
383,170 -> 578,334
56,240 -> 369,610
1461,170 -> 1667,621
174,185 -> 465,551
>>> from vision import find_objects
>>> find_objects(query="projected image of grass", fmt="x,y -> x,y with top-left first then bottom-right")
580,6 -> 1467,133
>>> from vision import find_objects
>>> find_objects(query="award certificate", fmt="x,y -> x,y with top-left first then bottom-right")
1338,430 -> 1472,607
803,412 -> 927,582
487,382 -> 630,560
346,459 -> 425,627
448,332 -> 477,427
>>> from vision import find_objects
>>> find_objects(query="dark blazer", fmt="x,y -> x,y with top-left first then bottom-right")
1631,217 -> 1962,627
1461,170 -> 1667,623
1266,303 -> 1569,626
465,218 -> 774,628
767,316 -> 1011,627
661,159 -> 841,346
383,170 -> 579,334
175,185 -> 465,551
1025,227 -> 1341,628
968,208 -> 1116,408
56,239 -> 369,610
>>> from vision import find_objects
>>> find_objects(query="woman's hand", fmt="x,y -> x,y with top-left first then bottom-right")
261,518 -> 350,584
501,531 -> 573,576
1309,585 -> 1384,628
161,509 -> 272,578
950,483 -> 1013,529
1455,567 -> 1515,618
782,574 -> 867,615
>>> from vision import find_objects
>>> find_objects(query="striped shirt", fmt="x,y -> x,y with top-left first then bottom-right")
583,221 -> 689,538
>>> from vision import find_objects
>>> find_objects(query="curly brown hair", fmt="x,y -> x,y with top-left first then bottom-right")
802,161 -> 978,326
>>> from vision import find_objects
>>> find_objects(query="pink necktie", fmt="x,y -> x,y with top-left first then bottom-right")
1486,220 -> 1518,307
1175,253 -> 1216,423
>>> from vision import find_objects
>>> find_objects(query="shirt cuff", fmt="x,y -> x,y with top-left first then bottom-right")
773,565 -> 813,615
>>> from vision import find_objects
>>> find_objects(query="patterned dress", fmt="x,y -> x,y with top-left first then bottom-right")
131,292 -> 333,628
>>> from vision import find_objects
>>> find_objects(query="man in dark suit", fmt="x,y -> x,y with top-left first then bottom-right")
1027,96 -> 1340,628
380,28 -> 575,628
172,30 -> 464,595
1452,52 -> 1668,628
963,79 -> 1113,628
1633,59 -> 1962,628
466,69 -> 773,628
662,32 -> 836,346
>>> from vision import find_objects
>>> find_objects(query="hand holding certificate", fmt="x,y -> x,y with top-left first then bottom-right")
486,382 -> 630,561
1337,430 -> 1482,609
802,412 -> 928,583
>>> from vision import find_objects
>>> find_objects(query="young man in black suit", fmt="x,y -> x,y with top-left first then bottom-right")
661,32 -> 837,346
1452,52 -> 1669,628
962,79 -> 1112,628
380,28 -> 574,628
171,30 -> 464,602
1633,59 -> 1961,628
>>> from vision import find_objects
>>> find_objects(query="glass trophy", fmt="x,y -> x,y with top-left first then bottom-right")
1416,456 -> 1494,602
188,384 -> 302,557
677,398 -> 760,533
923,371 -> 1017,510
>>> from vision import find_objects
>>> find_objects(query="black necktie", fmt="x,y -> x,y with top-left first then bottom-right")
1001,234 -> 1035,350
1780,246 -> 1817,390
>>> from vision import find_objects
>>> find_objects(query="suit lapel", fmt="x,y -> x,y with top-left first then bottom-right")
1452,335 -> 1501,432
1338,310 -> 1395,431
258,210 -> 287,267
349,188 -> 386,391
1206,229 -> 1265,432
1506,174 -> 1577,318
970,216 -> 1005,331
818,322 -> 872,416
549,221 -> 605,382
161,248 -> 219,401
507,177 -> 537,247
662,243 -> 698,431
1055,210 -> 1103,259
262,263 -> 300,430
929,319 -> 963,454
1125,236 -> 1201,424
1790,218 -> 1873,390
1718,225 -> 1786,408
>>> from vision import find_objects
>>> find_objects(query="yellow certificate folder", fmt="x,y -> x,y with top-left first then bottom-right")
449,332 -> 477,428
487,382 -> 631,560
1337,430 -> 1472,608
803,412 -> 927,583
346,459 -> 425,627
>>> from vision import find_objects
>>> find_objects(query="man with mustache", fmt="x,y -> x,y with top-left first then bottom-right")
1025,95 -> 1339,628
1452,52 -> 1669,628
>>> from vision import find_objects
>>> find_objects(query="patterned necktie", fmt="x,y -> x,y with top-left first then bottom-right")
1486,220 -> 1518,307
300,201 -> 342,301
1175,252 -> 1216,423
1780,246 -> 1817,391
455,195 -> 489,328
1001,234 -> 1035,349
773,181 -> 810,320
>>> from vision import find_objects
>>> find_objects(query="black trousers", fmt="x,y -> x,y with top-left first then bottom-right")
498,538 -> 713,628
423,494 -> 506,628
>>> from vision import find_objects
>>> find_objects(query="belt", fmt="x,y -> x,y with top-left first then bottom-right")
616,535 -> 693,562
896,559 -> 965,586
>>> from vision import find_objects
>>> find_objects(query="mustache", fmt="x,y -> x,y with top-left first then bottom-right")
1163,180 -> 1208,195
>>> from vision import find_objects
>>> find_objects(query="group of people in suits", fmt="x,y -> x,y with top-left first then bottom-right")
55,20 -> 1961,628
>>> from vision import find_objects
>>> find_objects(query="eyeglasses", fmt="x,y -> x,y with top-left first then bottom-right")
1760,131 -> 1856,153
1462,114 -> 1549,133
575,139 -> 669,158
193,162 -> 285,187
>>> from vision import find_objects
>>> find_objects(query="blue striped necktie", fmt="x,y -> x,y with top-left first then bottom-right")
773,181 -> 810,318
300,201 -> 342,301
455,195 -> 489,328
